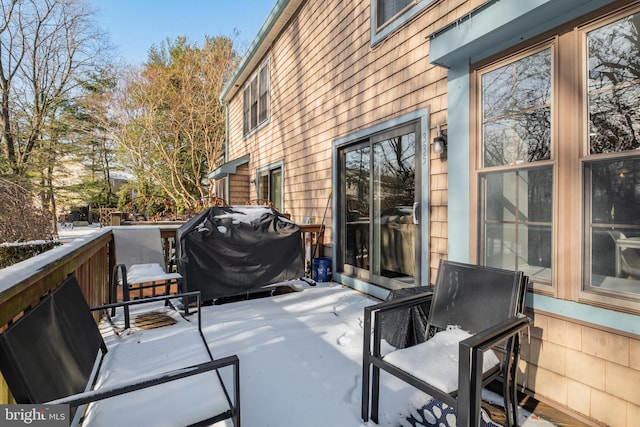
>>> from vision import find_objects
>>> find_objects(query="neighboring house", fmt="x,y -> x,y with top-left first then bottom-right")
215,0 -> 640,425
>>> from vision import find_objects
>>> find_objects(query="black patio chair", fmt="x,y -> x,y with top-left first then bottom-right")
111,227 -> 184,328
361,260 -> 530,427
0,274 -> 240,427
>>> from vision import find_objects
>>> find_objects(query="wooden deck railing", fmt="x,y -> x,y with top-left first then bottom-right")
0,222 -> 325,403
0,225 -> 182,404
299,224 -> 324,277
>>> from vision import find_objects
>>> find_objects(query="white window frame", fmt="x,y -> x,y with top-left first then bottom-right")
243,59 -> 270,137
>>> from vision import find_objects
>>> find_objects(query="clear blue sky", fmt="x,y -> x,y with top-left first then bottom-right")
89,0 -> 278,65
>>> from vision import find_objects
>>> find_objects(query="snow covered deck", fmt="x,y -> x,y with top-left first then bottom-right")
103,281 -> 556,427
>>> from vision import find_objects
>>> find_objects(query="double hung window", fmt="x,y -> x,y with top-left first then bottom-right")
477,47 -> 553,284
583,12 -> 640,301
475,5 -> 640,310
243,59 -> 270,136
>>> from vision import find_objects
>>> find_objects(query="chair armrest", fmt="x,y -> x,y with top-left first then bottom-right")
365,291 -> 433,317
459,314 -> 530,353
47,355 -> 239,408
456,315 -> 530,427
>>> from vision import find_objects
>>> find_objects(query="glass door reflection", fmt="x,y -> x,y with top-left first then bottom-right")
372,131 -> 417,286
341,123 -> 419,289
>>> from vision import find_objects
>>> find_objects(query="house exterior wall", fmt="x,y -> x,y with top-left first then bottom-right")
223,0 -> 451,278
522,310 -> 640,426
220,0 -> 640,425
228,163 -> 250,205
431,0 -> 640,425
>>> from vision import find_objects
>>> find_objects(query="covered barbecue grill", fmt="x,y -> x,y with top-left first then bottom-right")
175,206 -> 304,301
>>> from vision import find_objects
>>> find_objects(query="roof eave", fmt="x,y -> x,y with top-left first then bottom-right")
220,0 -> 304,104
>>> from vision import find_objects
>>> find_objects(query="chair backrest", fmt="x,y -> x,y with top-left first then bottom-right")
427,260 -> 526,335
0,274 -> 105,403
112,227 -> 166,271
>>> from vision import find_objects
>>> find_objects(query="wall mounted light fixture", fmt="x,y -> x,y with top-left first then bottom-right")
432,125 -> 447,161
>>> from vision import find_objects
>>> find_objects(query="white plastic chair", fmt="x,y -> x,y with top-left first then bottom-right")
609,230 -> 640,279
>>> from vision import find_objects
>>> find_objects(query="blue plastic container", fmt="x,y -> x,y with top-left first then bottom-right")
312,257 -> 332,282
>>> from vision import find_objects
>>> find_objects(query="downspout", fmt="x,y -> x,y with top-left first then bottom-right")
223,102 -> 229,164
208,100 -> 231,199
223,103 -> 230,200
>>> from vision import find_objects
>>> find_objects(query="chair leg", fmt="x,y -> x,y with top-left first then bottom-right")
460,344 -> 481,427
111,265 -> 124,317
361,358 -> 370,422
110,267 -> 117,317
362,308 -> 372,422
510,368 -> 519,427
502,336 -> 520,427
123,281 -> 131,329
503,371 -> 513,426
165,279 -> 171,301
509,336 -> 522,427
371,364 -> 381,423
161,280 -> 170,306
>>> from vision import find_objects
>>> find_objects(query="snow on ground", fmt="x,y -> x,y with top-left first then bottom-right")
56,223 -> 101,242
99,283 -> 556,427
0,224 -> 100,247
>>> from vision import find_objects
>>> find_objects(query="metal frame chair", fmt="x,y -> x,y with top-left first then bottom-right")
111,227 -> 183,328
0,274 -> 240,427
361,260 -> 530,427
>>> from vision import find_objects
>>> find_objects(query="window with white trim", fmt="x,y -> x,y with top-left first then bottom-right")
243,59 -> 270,136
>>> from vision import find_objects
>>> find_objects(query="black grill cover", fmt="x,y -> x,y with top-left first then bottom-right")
176,206 -> 304,301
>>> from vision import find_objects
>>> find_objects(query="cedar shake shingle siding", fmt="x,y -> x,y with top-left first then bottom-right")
220,1 -> 640,425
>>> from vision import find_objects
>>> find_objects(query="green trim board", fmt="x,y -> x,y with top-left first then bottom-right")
209,154 -> 250,180
332,109 -> 431,287
428,0 -> 616,69
334,273 -> 390,301
527,293 -> 640,336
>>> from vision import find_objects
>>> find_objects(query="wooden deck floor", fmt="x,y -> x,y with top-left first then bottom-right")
484,382 -> 603,427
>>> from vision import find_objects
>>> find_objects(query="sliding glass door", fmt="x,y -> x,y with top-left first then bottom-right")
340,122 -> 420,289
